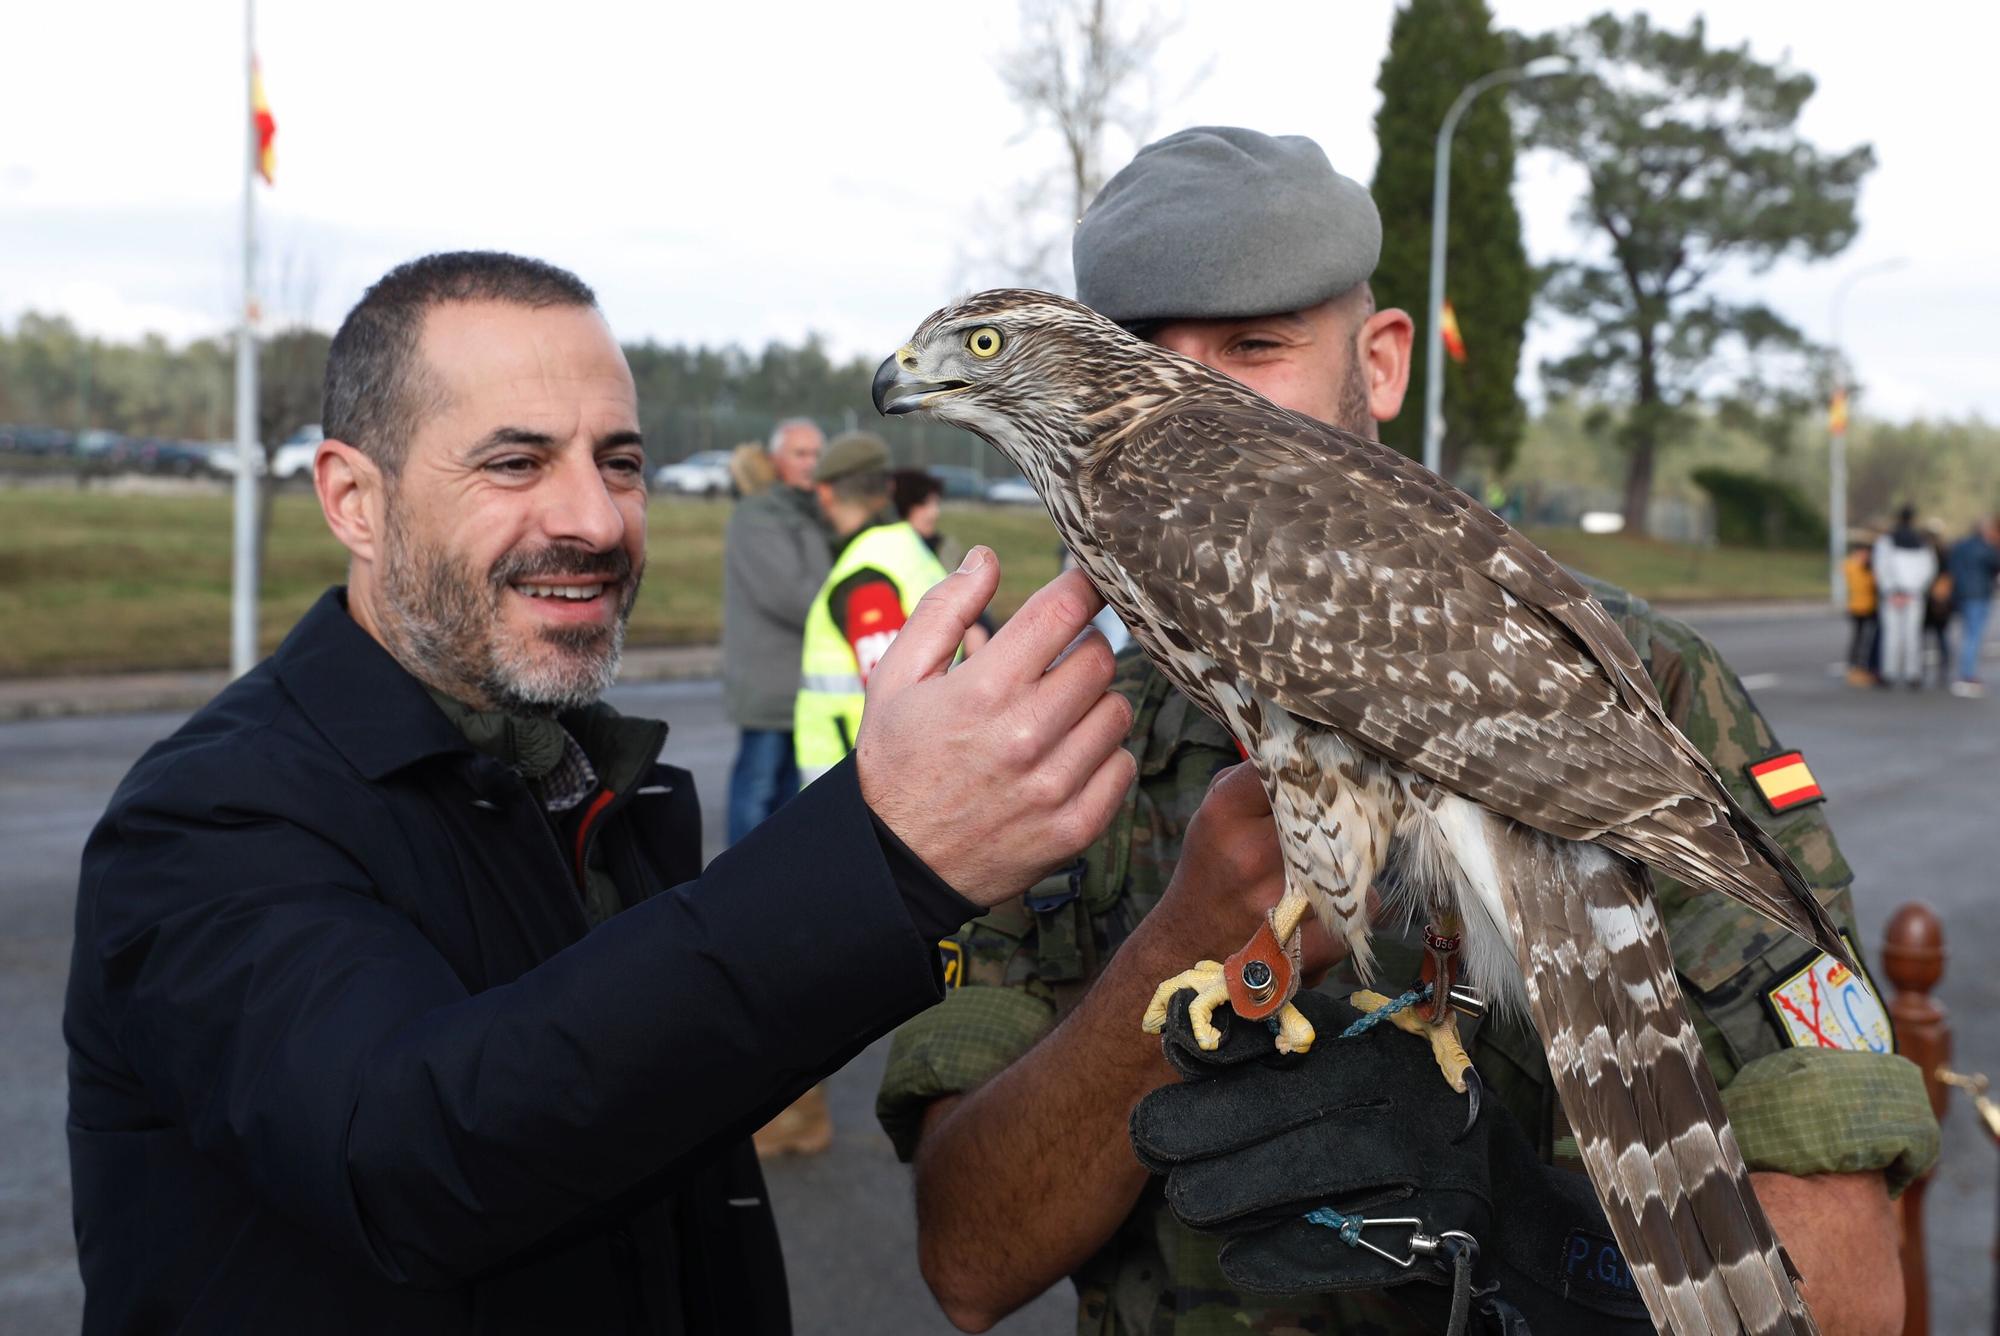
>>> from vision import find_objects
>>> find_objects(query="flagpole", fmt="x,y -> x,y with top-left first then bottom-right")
231,0 -> 260,677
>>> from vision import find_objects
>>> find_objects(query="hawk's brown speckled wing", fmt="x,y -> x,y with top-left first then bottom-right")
1082,400 -> 1845,963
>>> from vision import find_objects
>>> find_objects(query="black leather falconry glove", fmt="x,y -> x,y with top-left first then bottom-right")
1130,989 -> 1653,1335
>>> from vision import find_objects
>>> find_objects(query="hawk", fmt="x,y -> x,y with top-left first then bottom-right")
872,289 -> 1851,1336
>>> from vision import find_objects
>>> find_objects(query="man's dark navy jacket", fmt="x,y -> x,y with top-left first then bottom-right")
64,590 -> 971,1333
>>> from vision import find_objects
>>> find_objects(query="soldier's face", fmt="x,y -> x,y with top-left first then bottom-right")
373,300 -> 649,713
1151,291 -> 1411,439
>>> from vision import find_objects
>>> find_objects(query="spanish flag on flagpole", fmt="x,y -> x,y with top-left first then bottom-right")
1828,387 -> 1849,436
251,61 -> 276,185
1439,299 -> 1467,364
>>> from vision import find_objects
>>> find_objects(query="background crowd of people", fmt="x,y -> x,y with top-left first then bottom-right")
1844,507 -> 2000,696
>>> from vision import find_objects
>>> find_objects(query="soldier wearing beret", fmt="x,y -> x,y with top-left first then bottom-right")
876,128 -> 1937,1334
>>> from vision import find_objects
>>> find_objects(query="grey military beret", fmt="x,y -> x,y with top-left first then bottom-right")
814,431 -> 892,484
1072,126 -> 1381,326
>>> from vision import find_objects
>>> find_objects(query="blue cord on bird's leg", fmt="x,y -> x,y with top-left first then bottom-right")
1337,984 -> 1432,1039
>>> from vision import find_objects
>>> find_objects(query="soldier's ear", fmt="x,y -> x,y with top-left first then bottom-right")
1356,308 -> 1415,425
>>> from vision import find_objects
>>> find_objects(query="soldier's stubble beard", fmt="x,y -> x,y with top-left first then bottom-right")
1335,351 -> 1373,439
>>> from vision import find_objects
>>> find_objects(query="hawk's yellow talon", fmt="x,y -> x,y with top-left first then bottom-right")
1271,1001 -> 1316,1054
1144,965 -> 1317,1054
1142,961 -> 1230,1048
1350,988 -> 1397,1014
1348,989 -> 1474,1094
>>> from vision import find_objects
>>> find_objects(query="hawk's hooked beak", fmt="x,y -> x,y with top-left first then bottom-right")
872,346 -> 967,417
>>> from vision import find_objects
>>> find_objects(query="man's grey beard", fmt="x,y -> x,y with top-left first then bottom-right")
1335,349 -> 1373,439
376,506 -> 641,716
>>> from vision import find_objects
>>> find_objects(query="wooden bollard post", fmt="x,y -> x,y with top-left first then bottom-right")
1881,903 -> 1950,1336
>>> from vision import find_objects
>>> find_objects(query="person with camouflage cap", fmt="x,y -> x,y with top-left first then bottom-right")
876,127 -> 1936,1334
794,432 -> 953,787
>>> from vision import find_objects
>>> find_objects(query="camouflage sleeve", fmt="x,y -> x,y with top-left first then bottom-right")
874,647 -> 1239,1163
1723,1050 -> 1938,1196
1589,579 -> 1940,1193
874,898 -> 1056,1162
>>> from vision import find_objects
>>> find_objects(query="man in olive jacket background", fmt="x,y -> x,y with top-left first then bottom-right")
63,251 -> 1137,1335
721,416 -> 830,843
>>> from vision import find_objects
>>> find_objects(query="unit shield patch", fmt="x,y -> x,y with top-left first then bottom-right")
938,939 -> 965,989
1764,932 -> 1892,1054
1746,750 -> 1825,815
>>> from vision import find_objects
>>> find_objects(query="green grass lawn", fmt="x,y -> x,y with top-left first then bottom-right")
0,489 -> 1069,677
0,488 -> 1828,678
1529,529 -> 1829,603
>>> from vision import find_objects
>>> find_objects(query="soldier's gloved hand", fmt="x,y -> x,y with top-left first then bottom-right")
1130,989 -> 1652,1334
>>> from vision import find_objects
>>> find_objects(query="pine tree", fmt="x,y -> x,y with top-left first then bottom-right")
1370,0 -> 1531,477
1516,13 -> 1872,532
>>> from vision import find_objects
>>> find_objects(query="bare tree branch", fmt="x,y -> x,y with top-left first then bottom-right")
970,0 -> 1198,292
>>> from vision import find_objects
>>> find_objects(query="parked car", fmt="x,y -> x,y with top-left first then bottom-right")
75,430 -> 131,476
130,437 -> 216,477
928,465 -> 989,501
652,449 -> 734,496
206,424 -> 322,481
272,424 -> 324,481
984,477 -> 1040,506
205,441 -> 267,477
2,425 -> 77,457
77,429 -> 124,458
170,441 -> 219,476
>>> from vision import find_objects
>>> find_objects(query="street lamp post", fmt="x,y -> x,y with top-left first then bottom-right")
1825,258 -> 1906,610
1421,55 -> 1571,479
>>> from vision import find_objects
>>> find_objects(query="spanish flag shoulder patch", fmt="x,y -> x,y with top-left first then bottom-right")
1745,750 -> 1824,815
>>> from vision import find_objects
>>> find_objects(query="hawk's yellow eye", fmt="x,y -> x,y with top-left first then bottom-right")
965,327 -> 1003,360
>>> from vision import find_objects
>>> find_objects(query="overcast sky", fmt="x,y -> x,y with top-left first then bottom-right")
3,1 -> 1992,421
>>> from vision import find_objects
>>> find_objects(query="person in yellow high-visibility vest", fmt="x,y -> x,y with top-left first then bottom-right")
794,433 -> 973,785
761,433 -> 967,1159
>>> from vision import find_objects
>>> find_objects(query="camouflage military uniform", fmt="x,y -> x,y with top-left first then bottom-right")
878,578 -> 1940,1335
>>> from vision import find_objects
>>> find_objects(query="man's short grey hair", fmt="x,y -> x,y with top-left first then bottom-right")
324,250 -> 597,478
768,417 -> 822,454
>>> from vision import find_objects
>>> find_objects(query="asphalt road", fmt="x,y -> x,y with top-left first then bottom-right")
2,607 -> 1995,1334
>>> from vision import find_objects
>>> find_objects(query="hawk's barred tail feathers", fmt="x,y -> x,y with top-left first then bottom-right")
1494,819 -> 1818,1336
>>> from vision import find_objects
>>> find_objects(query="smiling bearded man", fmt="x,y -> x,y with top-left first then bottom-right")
374,475 -> 642,713
331,268 -> 649,717
62,250 -> 1142,1335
